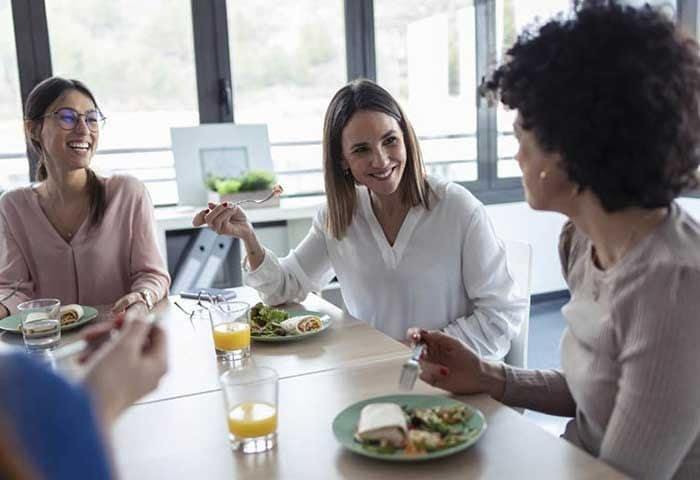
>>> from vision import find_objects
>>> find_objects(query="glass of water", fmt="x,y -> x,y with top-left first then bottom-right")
18,299 -> 61,351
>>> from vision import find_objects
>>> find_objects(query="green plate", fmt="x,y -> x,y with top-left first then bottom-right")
0,306 -> 99,334
332,394 -> 486,462
250,309 -> 332,343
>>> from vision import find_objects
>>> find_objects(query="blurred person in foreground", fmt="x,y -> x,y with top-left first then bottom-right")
0,312 -> 167,479
0,77 -> 170,319
411,1 -> 700,479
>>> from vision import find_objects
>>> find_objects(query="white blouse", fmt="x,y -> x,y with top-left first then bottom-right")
243,176 -> 528,360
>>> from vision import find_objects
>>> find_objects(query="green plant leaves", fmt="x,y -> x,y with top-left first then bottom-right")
205,170 -> 276,194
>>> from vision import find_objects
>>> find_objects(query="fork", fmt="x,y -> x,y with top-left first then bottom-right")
399,343 -> 425,391
52,311 -> 160,363
231,184 -> 283,207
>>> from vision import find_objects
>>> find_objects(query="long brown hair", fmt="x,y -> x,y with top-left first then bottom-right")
323,79 -> 431,239
24,77 -> 106,229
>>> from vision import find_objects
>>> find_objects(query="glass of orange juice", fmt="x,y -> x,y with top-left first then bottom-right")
220,366 -> 279,453
210,300 -> 251,362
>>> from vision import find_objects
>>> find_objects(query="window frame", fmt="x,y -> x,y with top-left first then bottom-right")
8,0 -> 694,205
192,0 -> 234,124
11,0 -> 51,181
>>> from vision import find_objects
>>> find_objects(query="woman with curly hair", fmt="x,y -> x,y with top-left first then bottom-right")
411,1 -> 700,478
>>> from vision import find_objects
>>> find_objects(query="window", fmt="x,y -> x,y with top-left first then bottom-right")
495,0 -> 571,179
375,0 -> 478,183
14,0 -> 690,206
0,0 -> 28,192
45,0 -> 199,205
227,0 -> 347,196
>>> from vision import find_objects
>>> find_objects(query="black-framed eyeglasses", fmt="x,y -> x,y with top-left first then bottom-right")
43,107 -> 106,132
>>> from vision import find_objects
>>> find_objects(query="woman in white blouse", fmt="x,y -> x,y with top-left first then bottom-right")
194,79 -> 527,359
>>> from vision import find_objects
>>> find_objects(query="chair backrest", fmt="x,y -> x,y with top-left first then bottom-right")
502,239 -> 532,369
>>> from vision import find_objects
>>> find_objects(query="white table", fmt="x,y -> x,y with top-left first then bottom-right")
114,357 -> 627,479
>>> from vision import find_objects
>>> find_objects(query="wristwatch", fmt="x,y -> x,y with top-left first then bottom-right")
138,289 -> 155,311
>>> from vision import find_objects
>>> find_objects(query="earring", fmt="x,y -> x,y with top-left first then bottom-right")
539,170 -> 548,180
344,168 -> 352,178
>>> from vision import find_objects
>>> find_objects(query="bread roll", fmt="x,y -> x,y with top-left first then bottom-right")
355,403 -> 408,448
280,315 -> 323,335
25,312 -> 50,323
59,304 -> 84,326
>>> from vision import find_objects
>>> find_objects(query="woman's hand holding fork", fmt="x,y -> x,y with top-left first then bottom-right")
192,203 -> 266,270
193,202 -> 252,238
406,328 -> 506,400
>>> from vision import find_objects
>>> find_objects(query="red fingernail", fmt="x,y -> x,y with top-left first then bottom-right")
440,367 -> 449,376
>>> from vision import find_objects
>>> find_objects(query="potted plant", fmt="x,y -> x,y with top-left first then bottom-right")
205,170 -> 280,208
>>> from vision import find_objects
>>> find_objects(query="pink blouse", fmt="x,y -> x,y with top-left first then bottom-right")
0,174 -> 170,313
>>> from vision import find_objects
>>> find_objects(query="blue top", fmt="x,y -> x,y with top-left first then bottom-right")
0,352 -> 112,480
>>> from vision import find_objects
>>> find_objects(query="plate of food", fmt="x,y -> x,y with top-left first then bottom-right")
248,302 -> 331,342
0,304 -> 99,334
332,394 -> 486,461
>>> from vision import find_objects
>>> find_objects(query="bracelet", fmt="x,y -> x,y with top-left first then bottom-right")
126,290 -> 154,311
138,289 -> 155,311
126,297 -> 148,311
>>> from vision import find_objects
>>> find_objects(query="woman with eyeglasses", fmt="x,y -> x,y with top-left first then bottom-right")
0,77 -> 170,318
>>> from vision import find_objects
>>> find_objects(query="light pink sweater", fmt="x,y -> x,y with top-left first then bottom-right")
0,175 -> 170,313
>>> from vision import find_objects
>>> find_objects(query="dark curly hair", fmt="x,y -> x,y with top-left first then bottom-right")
481,0 -> 700,211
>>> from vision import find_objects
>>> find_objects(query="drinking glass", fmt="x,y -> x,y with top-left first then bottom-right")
18,299 -> 61,351
210,300 -> 250,362
220,366 -> 278,453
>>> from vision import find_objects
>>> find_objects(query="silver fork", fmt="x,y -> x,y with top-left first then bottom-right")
399,343 -> 425,391
53,311 -> 160,363
231,185 -> 283,207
